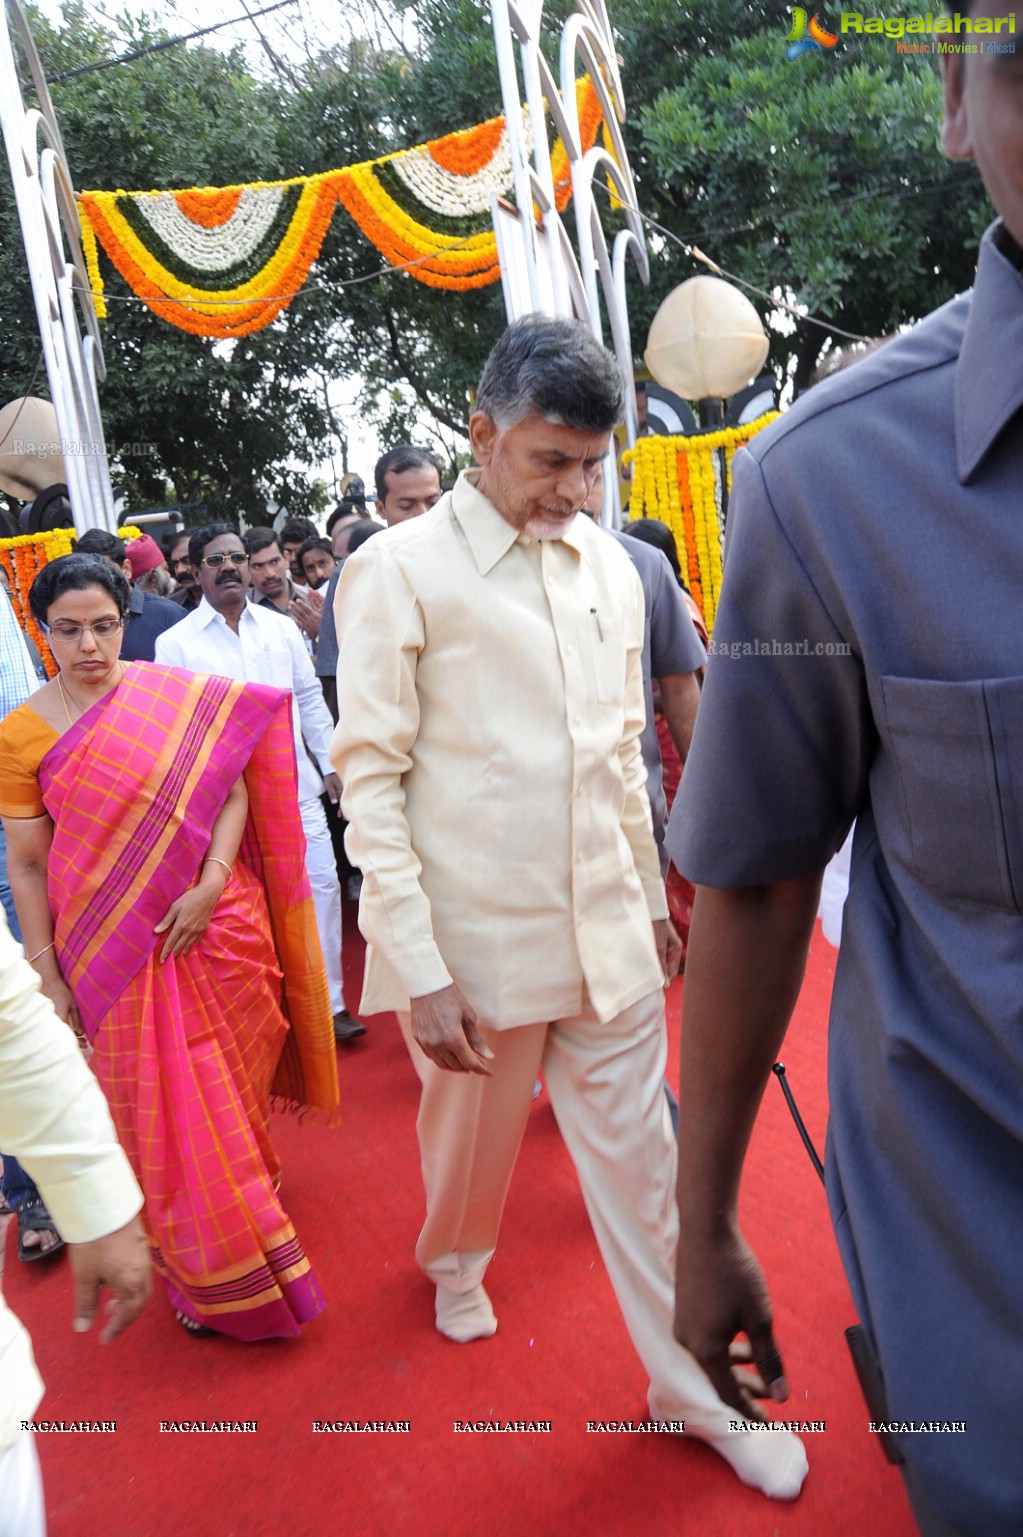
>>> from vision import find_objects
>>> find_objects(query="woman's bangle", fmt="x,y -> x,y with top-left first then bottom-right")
28,941 -> 54,964
204,856 -> 232,879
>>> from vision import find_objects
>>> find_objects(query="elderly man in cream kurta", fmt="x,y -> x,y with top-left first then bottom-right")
332,317 -> 806,1501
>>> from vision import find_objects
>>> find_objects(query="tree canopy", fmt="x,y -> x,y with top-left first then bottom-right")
0,0 -> 994,520
627,0 -> 990,391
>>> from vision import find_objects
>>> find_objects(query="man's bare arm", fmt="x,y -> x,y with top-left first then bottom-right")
673,872 -> 822,1417
657,671 -> 701,764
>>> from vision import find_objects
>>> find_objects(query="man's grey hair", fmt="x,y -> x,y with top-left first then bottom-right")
476,315 -> 625,432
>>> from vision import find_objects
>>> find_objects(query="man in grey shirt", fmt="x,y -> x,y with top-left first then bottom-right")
611,531 -> 702,870
584,470 -> 704,868
668,23 -> 1023,1535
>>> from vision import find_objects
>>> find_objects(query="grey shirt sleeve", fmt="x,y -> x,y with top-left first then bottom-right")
647,549 -> 706,677
665,448 -> 871,887
315,568 -> 341,678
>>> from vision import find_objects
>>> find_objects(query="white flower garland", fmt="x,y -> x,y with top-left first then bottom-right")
389,116 -> 531,218
129,185 -> 286,273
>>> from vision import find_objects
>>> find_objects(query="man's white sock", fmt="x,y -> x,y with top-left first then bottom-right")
435,1283 -> 498,1343
647,1390 -> 809,1500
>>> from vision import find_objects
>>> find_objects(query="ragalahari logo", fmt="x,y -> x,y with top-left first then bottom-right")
786,8 -> 841,57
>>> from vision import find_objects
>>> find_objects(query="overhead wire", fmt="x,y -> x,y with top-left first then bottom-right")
592,167 -> 983,342
45,0 -> 298,83
79,231 -> 498,309
0,352 -> 47,458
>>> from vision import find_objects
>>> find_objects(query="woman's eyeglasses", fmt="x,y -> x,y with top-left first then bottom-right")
199,551 -> 249,569
47,618 -> 125,641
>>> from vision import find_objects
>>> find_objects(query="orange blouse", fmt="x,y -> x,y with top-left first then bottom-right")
0,704 -> 60,819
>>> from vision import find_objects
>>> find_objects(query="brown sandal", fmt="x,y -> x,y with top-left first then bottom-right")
175,1310 -> 215,1338
17,1196 -> 65,1263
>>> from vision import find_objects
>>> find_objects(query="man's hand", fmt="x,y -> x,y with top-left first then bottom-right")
674,1221 -> 789,1421
40,975 -> 83,1039
410,983 -> 495,1075
653,917 -> 683,986
70,1215 -> 151,1344
289,594 -> 322,640
322,771 -> 342,805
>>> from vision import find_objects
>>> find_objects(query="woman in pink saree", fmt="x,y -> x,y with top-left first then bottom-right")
0,554 -> 339,1340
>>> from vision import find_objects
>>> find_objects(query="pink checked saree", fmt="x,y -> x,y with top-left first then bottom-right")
37,663 -> 339,1340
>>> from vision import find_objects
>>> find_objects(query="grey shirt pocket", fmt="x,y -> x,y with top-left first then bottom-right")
881,674 -> 1023,911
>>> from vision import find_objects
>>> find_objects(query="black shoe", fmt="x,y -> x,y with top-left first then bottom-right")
333,1010 -> 366,1043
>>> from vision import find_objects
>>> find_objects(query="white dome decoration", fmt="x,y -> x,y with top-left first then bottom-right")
0,397 -> 65,500
645,276 -> 769,401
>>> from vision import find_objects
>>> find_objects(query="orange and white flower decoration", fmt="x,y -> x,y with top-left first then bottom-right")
77,79 -> 604,335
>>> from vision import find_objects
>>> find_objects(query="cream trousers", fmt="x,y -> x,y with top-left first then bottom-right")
400,989 -> 738,1424
0,1432 -> 45,1537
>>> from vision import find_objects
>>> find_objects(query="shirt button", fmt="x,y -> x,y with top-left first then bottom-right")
565,643 -> 573,656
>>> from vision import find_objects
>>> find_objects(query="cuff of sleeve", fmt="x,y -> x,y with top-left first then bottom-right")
36,1151 -> 144,1246
644,880 -> 669,922
395,943 -> 454,1001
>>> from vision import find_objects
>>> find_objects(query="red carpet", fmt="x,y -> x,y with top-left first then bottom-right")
5,920 -> 916,1537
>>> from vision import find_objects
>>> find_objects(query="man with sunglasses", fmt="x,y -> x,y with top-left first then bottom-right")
155,524 -> 363,1044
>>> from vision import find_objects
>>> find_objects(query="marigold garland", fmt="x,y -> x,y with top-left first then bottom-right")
2,530 -> 76,674
80,174 -> 340,338
1,527 -> 141,676
549,77 -> 604,213
428,116 -> 506,176
77,79 -> 604,335
676,453 -> 704,614
78,214 -> 107,320
623,412 -> 780,632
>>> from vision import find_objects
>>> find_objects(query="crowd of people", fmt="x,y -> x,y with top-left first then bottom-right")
0,30 -> 1019,1535
0,446 -> 455,1273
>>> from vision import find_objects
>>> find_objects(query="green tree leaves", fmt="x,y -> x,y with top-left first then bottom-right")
0,0 -> 994,525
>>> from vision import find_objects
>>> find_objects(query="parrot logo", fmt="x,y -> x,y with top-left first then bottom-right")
785,8 -> 840,59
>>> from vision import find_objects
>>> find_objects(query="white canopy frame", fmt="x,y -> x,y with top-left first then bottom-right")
488,0 -> 650,517
0,0 -> 116,531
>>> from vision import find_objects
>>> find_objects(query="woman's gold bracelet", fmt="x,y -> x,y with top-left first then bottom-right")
204,856 -> 232,878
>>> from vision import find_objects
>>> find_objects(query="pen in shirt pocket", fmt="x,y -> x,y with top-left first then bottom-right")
590,607 -> 604,642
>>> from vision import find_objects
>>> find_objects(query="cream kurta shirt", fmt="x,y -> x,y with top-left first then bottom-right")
0,918 -> 143,1454
331,469 -> 666,1029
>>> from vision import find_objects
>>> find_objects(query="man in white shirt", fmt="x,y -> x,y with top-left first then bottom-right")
0,911 -> 149,1533
332,316 -> 805,1501
155,524 -> 363,1043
